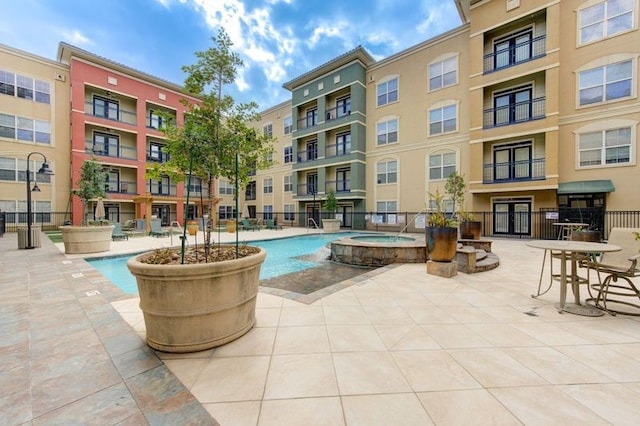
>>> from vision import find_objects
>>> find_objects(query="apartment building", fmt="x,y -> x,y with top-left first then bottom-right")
0,43 -> 70,227
57,43 -> 200,227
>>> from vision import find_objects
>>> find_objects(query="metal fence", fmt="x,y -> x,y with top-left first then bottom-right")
4,210 -> 640,240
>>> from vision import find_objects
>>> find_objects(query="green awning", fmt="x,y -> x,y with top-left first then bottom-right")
557,180 -> 615,195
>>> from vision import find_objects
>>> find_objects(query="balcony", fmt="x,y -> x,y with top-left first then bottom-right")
85,140 -> 137,160
484,35 -> 546,74
105,180 -> 137,195
483,97 -> 545,129
483,158 -> 546,184
325,143 -> 351,159
297,148 -> 318,164
146,183 -> 177,196
325,180 -> 350,194
184,184 -> 210,197
296,183 -> 318,197
146,151 -> 170,163
325,106 -> 351,122
85,101 -> 137,126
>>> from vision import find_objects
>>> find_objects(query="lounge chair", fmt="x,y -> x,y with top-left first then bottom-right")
112,223 -> 129,241
241,219 -> 259,231
580,227 -> 640,315
122,219 -> 136,231
150,220 -> 169,237
265,219 -> 282,230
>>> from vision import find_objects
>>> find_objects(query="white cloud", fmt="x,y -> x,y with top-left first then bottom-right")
61,30 -> 92,46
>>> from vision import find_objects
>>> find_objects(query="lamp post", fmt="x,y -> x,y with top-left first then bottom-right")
25,152 -> 54,249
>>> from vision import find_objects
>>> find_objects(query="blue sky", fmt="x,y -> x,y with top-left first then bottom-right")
1,0 -> 462,110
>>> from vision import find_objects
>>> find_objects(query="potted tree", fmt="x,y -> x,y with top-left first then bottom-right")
60,158 -> 113,254
425,189 -> 458,262
445,171 -> 481,240
322,190 -> 341,232
127,30 -> 274,353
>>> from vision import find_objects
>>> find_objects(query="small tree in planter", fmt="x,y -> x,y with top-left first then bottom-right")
445,171 -> 481,240
60,158 -> 112,254
128,29 -> 274,353
322,190 -> 341,232
426,189 -> 458,262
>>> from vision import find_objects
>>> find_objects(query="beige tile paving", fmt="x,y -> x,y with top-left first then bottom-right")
107,237 -> 640,425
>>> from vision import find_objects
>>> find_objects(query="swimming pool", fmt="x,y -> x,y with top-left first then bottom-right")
88,232 -> 368,295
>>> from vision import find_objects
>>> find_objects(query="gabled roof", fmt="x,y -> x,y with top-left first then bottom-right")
282,45 -> 375,91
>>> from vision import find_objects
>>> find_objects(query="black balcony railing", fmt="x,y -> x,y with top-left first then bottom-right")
105,180 -> 137,194
325,179 -> 351,193
146,183 -> 177,196
146,151 -> 170,163
296,114 -> 318,131
325,106 -> 351,121
483,34 -> 546,73
85,101 -> 137,125
297,148 -> 318,163
483,97 -> 545,128
483,158 -> 546,183
325,143 -> 351,158
296,183 -> 317,196
85,140 -> 137,160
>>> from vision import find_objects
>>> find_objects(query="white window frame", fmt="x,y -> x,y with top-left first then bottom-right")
263,123 -> 273,138
284,204 -> 295,221
376,160 -> 398,185
578,0 -> 635,45
575,119 -> 636,169
283,175 -> 292,192
429,55 -> 458,91
429,103 -> 458,136
578,59 -> 634,107
377,76 -> 399,107
263,204 -> 273,220
263,177 -> 273,194
428,151 -> 457,181
218,179 -> 234,195
375,200 -> 398,224
283,116 -> 292,134
376,118 -> 398,145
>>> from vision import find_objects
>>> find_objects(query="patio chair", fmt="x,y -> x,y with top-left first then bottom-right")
241,218 -> 259,231
112,223 -> 129,241
580,227 -> 640,316
122,219 -> 136,231
150,220 -> 169,237
265,219 -> 282,230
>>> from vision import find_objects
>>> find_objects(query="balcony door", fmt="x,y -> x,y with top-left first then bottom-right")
494,29 -> 532,69
93,132 -> 119,157
336,168 -> 350,192
105,169 -> 120,193
93,96 -> 119,121
493,143 -> 532,181
494,86 -> 532,126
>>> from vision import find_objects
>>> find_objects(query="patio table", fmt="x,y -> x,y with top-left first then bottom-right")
527,240 -> 621,316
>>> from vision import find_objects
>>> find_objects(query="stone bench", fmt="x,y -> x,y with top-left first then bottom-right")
458,238 -> 492,252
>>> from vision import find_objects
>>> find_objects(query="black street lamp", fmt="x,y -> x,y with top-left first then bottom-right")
25,152 -> 54,249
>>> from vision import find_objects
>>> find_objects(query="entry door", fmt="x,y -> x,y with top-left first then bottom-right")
306,204 -> 320,228
152,205 -> 171,226
338,205 -> 352,228
493,201 -> 531,236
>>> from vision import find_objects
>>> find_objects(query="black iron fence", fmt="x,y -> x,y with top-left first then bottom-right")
4,210 -> 640,240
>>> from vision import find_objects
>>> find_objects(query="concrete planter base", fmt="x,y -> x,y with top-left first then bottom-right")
322,218 -> 341,233
127,246 -> 266,353
60,225 -> 113,254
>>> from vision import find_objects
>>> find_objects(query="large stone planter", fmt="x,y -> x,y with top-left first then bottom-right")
425,226 -> 458,262
127,246 -> 267,353
322,218 -> 341,233
60,225 -> 113,254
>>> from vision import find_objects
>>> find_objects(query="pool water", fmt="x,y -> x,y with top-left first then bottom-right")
88,232 -> 367,295
350,235 -> 414,242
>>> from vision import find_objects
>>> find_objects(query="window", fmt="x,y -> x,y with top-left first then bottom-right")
429,56 -> 457,91
0,157 -> 52,183
284,204 -> 295,221
148,111 -> 163,129
93,132 -> 119,156
149,176 -> 171,195
283,116 -> 293,134
284,146 -> 293,163
493,30 -> 533,70
263,177 -> 273,194
93,96 -> 119,120
337,96 -> 351,117
284,175 -> 292,192
429,104 -> 457,135
579,127 -> 631,167
307,139 -> 318,161
34,80 -> 50,104
429,152 -> 456,180
377,160 -> 397,184
0,157 -> 16,181
579,0 -> 634,44
245,181 -> 257,200
377,77 -> 398,106
263,205 -> 273,220
16,75 -> 33,101
218,179 -> 234,195
376,201 -> 397,224
579,60 -> 632,106
377,119 -> 398,145
218,205 -> 235,220
336,168 -> 350,192
263,123 -> 273,137
148,143 -> 162,161
0,114 -> 50,144
0,113 -> 15,138
0,71 -> 15,96
305,108 -> 318,127
493,86 -> 533,125
336,132 -> 351,155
